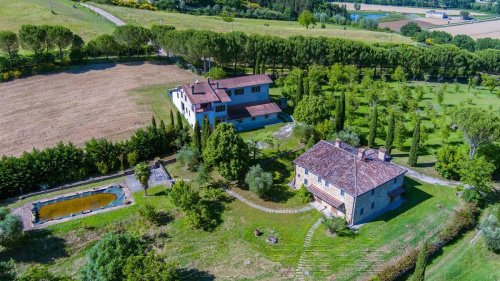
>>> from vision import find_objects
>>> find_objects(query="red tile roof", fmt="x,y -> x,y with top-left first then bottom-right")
182,82 -> 220,104
294,141 -> 407,196
227,101 -> 281,119
214,74 -> 273,89
307,184 -> 344,208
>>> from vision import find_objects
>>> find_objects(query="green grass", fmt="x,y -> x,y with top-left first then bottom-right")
306,178 -> 459,280
0,0 -> 115,41
93,3 -> 414,44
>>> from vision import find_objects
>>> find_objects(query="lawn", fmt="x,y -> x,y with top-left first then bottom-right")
92,3 -> 414,44
0,0 -> 115,41
306,178 -> 459,280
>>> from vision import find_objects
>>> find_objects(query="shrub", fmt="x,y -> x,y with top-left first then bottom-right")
0,207 -> 23,247
138,203 -> 160,224
245,164 -> 273,198
482,214 -> 500,252
297,184 -> 313,203
204,66 -> 226,80
0,260 -> 16,281
437,203 -> 479,245
169,180 -> 200,211
127,151 -> 139,166
18,265 -> 70,281
124,253 -> 178,281
176,145 -> 200,172
322,215 -> 354,236
435,145 -> 465,180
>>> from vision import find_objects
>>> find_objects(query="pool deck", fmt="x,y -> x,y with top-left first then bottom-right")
12,183 -> 133,230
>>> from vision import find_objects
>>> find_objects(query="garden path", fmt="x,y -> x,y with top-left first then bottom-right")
80,3 -> 125,26
295,217 -> 323,280
394,164 -> 461,187
225,189 -> 314,213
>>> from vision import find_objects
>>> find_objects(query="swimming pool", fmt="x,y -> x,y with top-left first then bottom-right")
32,185 -> 126,225
351,13 -> 388,21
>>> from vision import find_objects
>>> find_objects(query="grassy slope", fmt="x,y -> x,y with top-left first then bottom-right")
0,0 -> 115,41
93,3 -> 413,44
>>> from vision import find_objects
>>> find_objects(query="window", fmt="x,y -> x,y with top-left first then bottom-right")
371,202 -> 375,209
184,95 -> 187,102
215,105 -> 225,112
360,208 -> 364,215
235,88 -> 244,95
264,114 -> 269,119
252,117 -> 256,121
371,190 -> 375,196
326,182 -> 330,188
304,169 -> 308,175
393,178 -> 397,184
238,119 -> 243,123
304,178 -> 308,185
181,102 -> 185,111
225,89 -> 232,96
251,86 -> 261,93
340,190 -> 345,196
318,176 -> 322,183
176,92 -> 179,98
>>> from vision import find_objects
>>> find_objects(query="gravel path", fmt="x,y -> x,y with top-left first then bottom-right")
394,164 -> 460,187
295,218 -> 323,280
225,189 -> 314,214
80,3 -> 125,26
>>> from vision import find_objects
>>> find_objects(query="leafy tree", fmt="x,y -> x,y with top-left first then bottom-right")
124,253 -> 178,281
460,156 -> 495,196
203,123 -> 249,180
47,25 -> 74,61
453,106 -> 500,159
412,241 -> 428,281
400,22 -> 422,37
85,138 -> 120,175
192,120 -> 201,153
294,95 -> 330,125
408,117 -> 421,167
293,123 -> 315,144
477,143 -> 500,179
94,34 -> 119,59
298,10 -> 316,29
134,162 -> 151,196
322,215 -> 354,236
335,92 -> 346,132
0,260 -> 16,281
176,145 -> 200,172
0,31 -> 19,62
19,265 -> 71,281
297,184 -> 313,203
113,25 -> 150,57
80,233 -> 145,281
452,34 -> 475,52
195,163 -> 211,186
330,127 -> 360,147
385,111 -> 395,154
482,214 -> 500,252
18,25 -> 46,55
0,207 -> 23,247
127,151 -> 139,166
481,73 -> 498,94
245,164 -> 273,198
435,145 -> 465,180
368,105 -> 378,147
392,66 -> 407,83
169,180 -> 200,211
204,66 -> 226,79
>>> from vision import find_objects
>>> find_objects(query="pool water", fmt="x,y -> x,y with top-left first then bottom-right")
33,185 -> 125,225
351,13 -> 388,21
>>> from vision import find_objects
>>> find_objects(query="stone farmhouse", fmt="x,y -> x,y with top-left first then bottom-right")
169,74 -> 282,131
293,140 -> 407,225
426,10 -> 448,19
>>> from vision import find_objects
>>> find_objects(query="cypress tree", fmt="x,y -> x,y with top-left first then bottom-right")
169,110 -> 175,129
412,241 -> 428,281
192,120 -> 201,153
175,111 -> 183,132
303,77 -> 309,96
385,111 -> 395,154
159,119 -> 168,152
295,72 -> 304,105
408,117 -> 421,167
260,57 -> 266,74
335,92 -> 345,132
368,105 -> 378,147
254,54 -> 260,74
201,115 -> 210,149
151,115 -> 157,128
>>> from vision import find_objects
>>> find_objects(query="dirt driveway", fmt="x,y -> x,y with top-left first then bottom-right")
0,62 -> 197,156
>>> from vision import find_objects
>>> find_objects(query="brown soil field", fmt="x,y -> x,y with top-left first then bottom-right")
332,2 -> 485,16
432,19 -> 500,39
379,19 -> 436,31
0,62 -> 197,157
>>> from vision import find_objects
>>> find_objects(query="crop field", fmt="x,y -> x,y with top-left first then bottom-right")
332,2 -> 485,16
93,4 -> 414,44
431,19 -> 500,39
0,0 -> 114,41
0,62 -> 198,157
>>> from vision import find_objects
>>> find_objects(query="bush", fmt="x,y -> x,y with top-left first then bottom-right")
437,203 -> 479,245
124,253 -> 178,281
169,180 -> 200,211
138,203 -> 160,225
204,66 -> 226,80
435,145 -> 465,180
322,215 -> 354,236
18,265 -> 70,281
482,214 -> 500,252
0,207 -> 23,247
245,164 -> 273,198
176,145 -> 200,172
297,184 -> 313,203
0,260 -> 16,281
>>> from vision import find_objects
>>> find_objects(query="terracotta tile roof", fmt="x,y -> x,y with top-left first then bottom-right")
182,82 -> 221,104
227,101 -> 282,119
213,74 -> 273,89
388,186 -> 405,198
294,141 -> 407,197
307,184 -> 344,208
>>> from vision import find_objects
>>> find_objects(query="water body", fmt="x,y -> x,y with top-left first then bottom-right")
351,13 -> 388,21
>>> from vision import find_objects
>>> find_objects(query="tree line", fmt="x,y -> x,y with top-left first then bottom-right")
0,114 -> 191,200
340,0 -> 496,11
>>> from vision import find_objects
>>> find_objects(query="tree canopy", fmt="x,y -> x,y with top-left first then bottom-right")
294,95 -> 330,125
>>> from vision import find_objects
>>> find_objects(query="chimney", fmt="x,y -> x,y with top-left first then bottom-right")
190,84 -> 195,94
216,82 -> 219,89
378,147 -> 387,161
357,148 -> 366,160
334,138 -> 342,148
207,77 -> 211,84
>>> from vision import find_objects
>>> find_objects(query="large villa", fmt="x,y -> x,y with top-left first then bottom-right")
293,140 -> 407,225
170,74 -> 282,131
